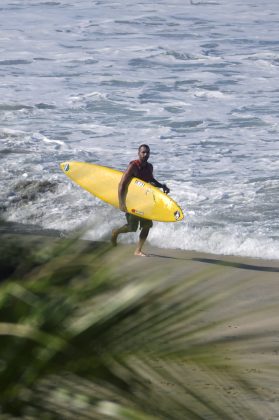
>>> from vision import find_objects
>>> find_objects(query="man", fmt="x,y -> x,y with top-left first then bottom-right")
111,144 -> 170,256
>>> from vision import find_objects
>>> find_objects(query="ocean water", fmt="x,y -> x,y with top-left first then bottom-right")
1,0 -> 279,259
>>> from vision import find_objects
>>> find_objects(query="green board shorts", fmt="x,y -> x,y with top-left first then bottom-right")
125,213 -> 153,231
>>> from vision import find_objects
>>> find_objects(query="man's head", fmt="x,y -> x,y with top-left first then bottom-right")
138,144 -> 150,163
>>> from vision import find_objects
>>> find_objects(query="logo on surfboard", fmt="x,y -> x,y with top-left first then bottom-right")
64,163 -> 70,172
131,209 -> 144,216
135,180 -> 145,187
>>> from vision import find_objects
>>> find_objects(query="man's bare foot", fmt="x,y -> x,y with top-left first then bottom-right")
111,230 -> 118,247
134,251 -> 148,257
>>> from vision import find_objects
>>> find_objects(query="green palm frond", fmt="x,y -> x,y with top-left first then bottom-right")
0,228 -> 278,419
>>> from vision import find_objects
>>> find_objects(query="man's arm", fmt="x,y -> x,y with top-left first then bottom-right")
150,177 -> 170,194
118,163 -> 135,212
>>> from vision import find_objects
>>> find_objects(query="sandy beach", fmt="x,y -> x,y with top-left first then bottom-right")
1,223 -> 279,418
106,243 -> 279,417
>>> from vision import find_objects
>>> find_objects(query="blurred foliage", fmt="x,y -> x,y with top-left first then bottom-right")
0,226 -> 279,419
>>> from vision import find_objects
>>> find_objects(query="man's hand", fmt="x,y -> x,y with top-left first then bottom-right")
162,184 -> 170,194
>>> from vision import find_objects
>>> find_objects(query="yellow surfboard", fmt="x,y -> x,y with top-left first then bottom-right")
60,161 -> 184,222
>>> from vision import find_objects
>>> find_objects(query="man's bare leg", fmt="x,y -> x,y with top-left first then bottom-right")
111,225 -> 131,246
134,227 -> 150,256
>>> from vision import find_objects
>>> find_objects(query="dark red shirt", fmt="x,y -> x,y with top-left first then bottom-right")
130,160 -> 153,182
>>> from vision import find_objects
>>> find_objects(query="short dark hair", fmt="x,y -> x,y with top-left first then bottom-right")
138,144 -> 150,151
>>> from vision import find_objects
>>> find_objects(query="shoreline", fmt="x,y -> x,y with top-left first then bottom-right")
1,220 -> 278,268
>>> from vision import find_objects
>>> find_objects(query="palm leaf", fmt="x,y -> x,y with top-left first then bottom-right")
0,227 -> 278,418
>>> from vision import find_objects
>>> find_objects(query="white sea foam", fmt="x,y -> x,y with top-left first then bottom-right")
193,90 -> 232,99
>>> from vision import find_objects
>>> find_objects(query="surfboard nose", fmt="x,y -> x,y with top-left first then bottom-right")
174,209 -> 184,221
60,162 -> 70,172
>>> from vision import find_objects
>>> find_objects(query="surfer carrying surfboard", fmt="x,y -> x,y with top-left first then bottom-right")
111,144 -> 170,256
